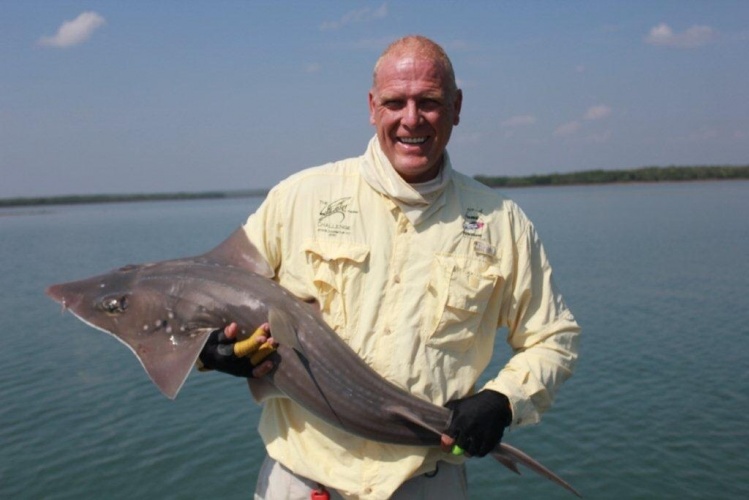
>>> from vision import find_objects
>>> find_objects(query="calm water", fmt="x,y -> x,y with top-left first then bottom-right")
1,182 -> 747,499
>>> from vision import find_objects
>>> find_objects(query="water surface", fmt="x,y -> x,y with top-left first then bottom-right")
1,182 -> 747,499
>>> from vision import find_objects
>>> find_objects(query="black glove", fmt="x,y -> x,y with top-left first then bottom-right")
199,329 -> 256,378
445,390 -> 513,457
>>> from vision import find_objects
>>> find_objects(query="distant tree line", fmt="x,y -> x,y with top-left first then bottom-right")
2,166 -> 748,208
474,165 -> 749,188
0,189 -> 268,208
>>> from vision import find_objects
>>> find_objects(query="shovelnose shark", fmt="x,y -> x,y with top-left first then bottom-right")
46,228 -> 581,497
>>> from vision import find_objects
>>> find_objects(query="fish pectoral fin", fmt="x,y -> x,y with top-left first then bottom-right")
135,327 -> 214,400
384,404 -> 443,438
268,308 -> 305,355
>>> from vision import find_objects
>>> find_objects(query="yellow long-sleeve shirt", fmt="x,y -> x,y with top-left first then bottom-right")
243,137 -> 580,499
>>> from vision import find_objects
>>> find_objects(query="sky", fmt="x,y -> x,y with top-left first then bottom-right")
2,1 -> 748,198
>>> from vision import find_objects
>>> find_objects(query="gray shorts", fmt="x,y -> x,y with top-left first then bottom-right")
254,455 -> 468,500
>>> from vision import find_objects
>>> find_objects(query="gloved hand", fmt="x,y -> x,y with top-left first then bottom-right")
444,390 -> 513,457
198,323 -> 275,378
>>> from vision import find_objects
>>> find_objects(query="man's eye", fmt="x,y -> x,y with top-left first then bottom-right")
382,100 -> 404,110
420,99 -> 442,110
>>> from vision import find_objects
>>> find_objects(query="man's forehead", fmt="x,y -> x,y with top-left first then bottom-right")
374,56 -> 448,92
380,54 -> 444,77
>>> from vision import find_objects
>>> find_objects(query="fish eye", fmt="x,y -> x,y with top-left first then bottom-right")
101,295 -> 129,315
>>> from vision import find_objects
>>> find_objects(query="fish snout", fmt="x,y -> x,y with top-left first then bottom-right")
45,282 -> 82,311
45,283 -> 67,304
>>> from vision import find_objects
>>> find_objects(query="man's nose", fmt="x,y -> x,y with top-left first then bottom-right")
402,101 -> 421,127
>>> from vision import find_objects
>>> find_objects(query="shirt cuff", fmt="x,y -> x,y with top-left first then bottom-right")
482,373 -> 540,428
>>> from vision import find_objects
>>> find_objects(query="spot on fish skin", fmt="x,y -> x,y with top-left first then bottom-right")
143,324 -> 149,331
99,283 -> 106,288
168,311 -> 175,319
180,326 -> 186,332
165,326 -> 172,334
245,298 -> 263,310
169,335 -> 178,346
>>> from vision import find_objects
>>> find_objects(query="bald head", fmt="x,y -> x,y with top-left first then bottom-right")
373,35 -> 458,101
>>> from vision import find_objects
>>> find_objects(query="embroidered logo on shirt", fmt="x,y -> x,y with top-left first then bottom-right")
319,197 -> 351,223
462,208 -> 485,237
318,197 -> 357,236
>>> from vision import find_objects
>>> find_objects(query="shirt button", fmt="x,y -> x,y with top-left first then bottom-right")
393,275 -> 401,284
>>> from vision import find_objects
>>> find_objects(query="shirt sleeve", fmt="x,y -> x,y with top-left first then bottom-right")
242,186 -> 284,275
242,182 -> 316,301
482,213 -> 581,427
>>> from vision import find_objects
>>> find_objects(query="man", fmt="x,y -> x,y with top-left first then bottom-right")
200,35 -> 580,499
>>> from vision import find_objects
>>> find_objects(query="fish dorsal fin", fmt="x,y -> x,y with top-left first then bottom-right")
200,227 -> 274,278
385,404 -> 443,438
269,308 -> 305,355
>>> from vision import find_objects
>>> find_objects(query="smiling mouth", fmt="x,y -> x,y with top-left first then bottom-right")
398,137 -> 428,145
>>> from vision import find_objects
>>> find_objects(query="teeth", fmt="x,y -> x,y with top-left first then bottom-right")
400,137 -> 427,144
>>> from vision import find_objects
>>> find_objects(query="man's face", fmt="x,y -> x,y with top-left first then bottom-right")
369,55 -> 462,183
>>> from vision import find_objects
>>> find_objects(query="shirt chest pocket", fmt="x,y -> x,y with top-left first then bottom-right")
303,240 -> 370,334
424,254 -> 501,352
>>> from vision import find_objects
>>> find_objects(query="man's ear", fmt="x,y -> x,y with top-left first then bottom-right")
368,91 -> 377,125
453,89 -> 463,126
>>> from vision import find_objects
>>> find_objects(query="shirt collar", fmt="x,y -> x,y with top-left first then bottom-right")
360,135 -> 452,225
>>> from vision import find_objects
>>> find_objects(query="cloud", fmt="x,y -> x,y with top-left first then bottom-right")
320,3 -> 388,31
305,62 -> 322,74
501,115 -> 536,128
554,104 -> 613,138
38,11 -> 106,48
553,121 -> 582,137
584,105 -> 612,121
644,23 -> 715,48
